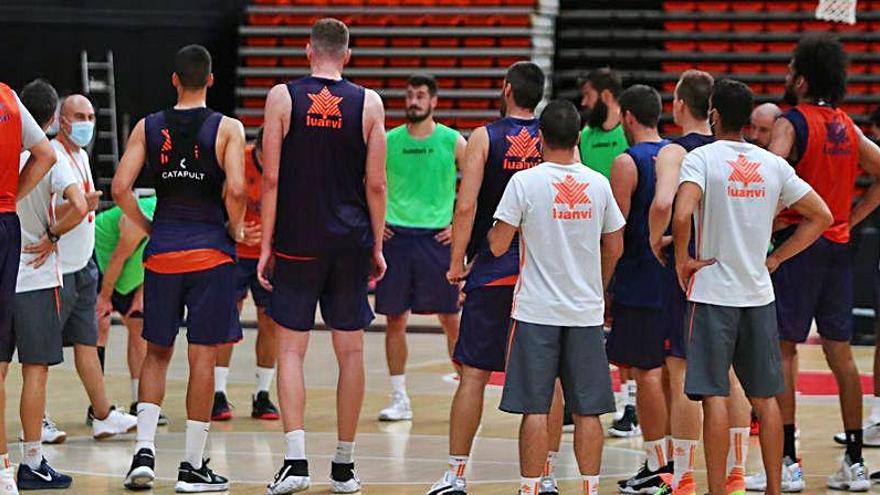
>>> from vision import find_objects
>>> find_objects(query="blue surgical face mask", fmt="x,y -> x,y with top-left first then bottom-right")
68,121 -> 94,148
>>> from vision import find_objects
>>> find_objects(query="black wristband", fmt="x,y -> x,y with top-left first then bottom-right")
46,226 -> 60,243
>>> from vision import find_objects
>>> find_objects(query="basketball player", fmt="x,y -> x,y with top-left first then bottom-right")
259,19 -> 386,494
94,190 -> 169,426
579,68 -> 629,179
648,71 -> 755,495
749,33 -> 880,492
674,79 -> 831,495
116,44 -> 248,492
605,84 -> 673,493
428,62 -> 565,495
749,103 -> 781,149
0,79 -> 57,495
376,74 -> 465,422
490,99 -> 624,495
212,127 -> 279,422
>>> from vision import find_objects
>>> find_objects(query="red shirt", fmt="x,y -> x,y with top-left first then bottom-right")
777,103 -> 860,243
236,143 -> 262,259
0,83 -> 23,213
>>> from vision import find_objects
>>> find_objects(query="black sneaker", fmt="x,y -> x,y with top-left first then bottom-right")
251,391 -> 280,420
124,448 -> 155,490
267,459 -> 310,494
175,459 -> 228,493
330,462 -> 361,493
17,457 -> 73,490
870,469 -> 880,483
608,404 -> 641,438
211,392 -> 232,421
617,462 -> 672,494
130,402 -> 169,426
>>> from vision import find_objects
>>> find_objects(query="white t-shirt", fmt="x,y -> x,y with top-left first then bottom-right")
494,161 -> 626,327
15,93 -> 45,151
51,139 -> 95,274
680,140 -> 813,307
16,151 -> 77,293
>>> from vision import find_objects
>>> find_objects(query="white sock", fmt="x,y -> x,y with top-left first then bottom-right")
21,442 -> 41,470
672,438 -> 698,488
255,366 -> 274,395
448,455 -> 468,479
645,439 -> 667,471
625,380 -> 637,406
390,374 -> 406,395
285,429 -> 306,460
727,427 -> 750,476
214,367 -> 229,394
135,402 -> 161,452
582,475 -> 600,495
665,436 -> 673,463
519,476 -> 542,495
185,420 -> 209,468
543,450 -> 558,478
870,396 -> 880,423
131,379 -> 140,404
334,441 -> 355,464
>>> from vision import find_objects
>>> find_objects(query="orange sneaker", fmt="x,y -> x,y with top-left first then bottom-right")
673,472 -> 696,495
726,467 -> 746,495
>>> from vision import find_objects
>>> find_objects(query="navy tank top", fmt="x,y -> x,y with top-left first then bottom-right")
274,76 -> 371,257
143,107 -> 234,258
613,140 -> 670,308
673,132 -> 714,153
465,116 -> 541,291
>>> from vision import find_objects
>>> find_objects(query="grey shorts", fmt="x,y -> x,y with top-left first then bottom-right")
60,259 -> 99,347
500,320 -> 615,416
8,287 -> 63,365
684,302 -> 784,400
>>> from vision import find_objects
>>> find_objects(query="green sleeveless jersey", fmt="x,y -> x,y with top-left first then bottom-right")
94,196 -> 157,295
385,123 -> 460,228
579,124 -> 629,179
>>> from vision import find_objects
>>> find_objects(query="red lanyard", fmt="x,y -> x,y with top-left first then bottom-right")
61,143 -> 94,222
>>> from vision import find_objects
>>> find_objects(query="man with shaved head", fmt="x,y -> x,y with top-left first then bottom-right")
750,103 -> 782,149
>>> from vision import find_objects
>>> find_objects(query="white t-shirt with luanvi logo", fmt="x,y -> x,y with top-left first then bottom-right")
493,161 -> 626,327
680,140 -> 813,307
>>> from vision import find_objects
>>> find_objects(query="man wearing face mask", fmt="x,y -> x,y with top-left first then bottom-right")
578,68 -> 629,180
375,74 -> 466,422
48,94 -> 137,435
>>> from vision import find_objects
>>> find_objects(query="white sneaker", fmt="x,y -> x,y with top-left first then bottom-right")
834,421 -> 880,447
745,457 -> 804,492
827,455 -> 870,492
427,471 -> 466,495
540,475 -> 558,494
266,460 -> 310,495
0,466 -> 18,495
378,392 -> 412,422
330,472 -> 361,493
92,407 -> 137,439
19,416 -> 66,445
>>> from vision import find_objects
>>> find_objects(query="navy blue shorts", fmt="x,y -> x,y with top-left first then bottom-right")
0,214 -> 21,362
236,257 -> 270,308
772,227 -> 853,343
452,285 -> 514,372
374,227 -> 460,316
607,304 -> 668,370
143,262 -> 242,347
268,250 -> 374,331
663,273 -> 688,360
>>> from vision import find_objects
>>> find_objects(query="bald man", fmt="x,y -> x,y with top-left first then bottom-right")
750,103 -> 782,149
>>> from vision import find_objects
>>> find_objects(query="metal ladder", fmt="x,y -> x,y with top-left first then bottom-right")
80,50 -> 120,206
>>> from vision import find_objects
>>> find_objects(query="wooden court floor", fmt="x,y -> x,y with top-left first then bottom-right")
7,311 -> 878,494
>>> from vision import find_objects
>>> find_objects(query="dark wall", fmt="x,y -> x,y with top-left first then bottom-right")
1,0 -> 245,136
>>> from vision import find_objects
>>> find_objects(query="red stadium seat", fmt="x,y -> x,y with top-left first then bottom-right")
664,1 -> 696,12
354,78 -> 385,89
243,98 -> 265,108
391,15 -> 427,26
390,37 -> 423,47
766,82 -> 786,93
464,37 -> 497,47
731,62 -> 764,73
244,57 -> 278,67
462,15 -> 499,26
358,15 -> 390,26
844,41 -> 869,52
461,57 -> 494,67
767,41 -> 796,51
389,57 -> 422,67
765,1 -> 799,11
801,20 -> 834,31
850,63 -> 869,74
436,99 -> 454,109
697,1 -> 730,12
281,57 -> 309,67
458,100 -> 492,109
241,115 -> 263,127
661,62 -> 693,73
695,62 -> 730,73
425,56 -> 457,67
497,15 -> 530,27
850,82 -> 869,94
731,2 -> 764,11
460,78 -> 495,88
428,37 -> 460,47
244,78 -> 276,88
737,41 -> 765,53
698,40 -> 731,52
664,41 -> 697,52
246,38 -> 279,47
765,21 -> 799,32
664,21 -> 697,31
834,22 -> 867,32
282,14 -> 317,26
734,21 -> 765,32
697,21 -> 731,31
352,37 -> 387,47
249,14 -> 283,25
425,15 -> 461,26
500,38 -> 530,47
385,98 -> 406,109
351,56 -> 386,67
765,63 -> 789,73
662,81 -> 678,92
498,56 -> 525,66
